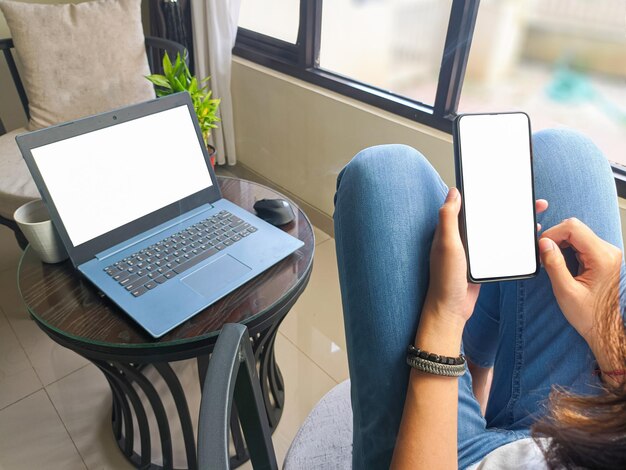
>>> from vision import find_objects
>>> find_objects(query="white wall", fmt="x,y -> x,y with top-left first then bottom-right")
231,58 -> 454,218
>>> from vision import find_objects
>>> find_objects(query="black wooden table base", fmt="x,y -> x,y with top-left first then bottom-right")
83,317 -> 285,470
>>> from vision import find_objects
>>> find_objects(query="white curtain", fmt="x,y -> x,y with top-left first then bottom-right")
191,0 -> 242,165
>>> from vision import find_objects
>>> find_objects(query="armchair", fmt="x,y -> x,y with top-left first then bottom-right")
0,36 -> 187,249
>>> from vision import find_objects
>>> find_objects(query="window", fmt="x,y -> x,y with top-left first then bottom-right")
239,1 -> 300,44
319,0 -> 453,106
234,0 -> 479,132
234,0 -> 626,195
459,0 -> 626,170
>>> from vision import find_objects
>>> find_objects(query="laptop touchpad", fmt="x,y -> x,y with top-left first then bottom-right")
181,255 -> 251,298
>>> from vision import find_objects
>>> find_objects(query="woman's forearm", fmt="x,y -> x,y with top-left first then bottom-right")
391,310 -> 465,470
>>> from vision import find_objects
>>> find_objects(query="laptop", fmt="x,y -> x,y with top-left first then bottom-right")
16,93 -> 304,338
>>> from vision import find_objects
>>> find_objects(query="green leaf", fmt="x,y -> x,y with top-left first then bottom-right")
172,76 -> 185,92
162,53 -> 173,79
173,53 -> 185,80
150,52 -> 221,132
189,77 -> 198,94
145,74 -> 172,89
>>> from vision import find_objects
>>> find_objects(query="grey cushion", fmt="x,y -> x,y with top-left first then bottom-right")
0,0 -> 154,131
0,128 -> 39,219
284,380 -> 352,469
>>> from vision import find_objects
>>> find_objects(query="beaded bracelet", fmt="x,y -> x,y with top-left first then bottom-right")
406,345 -> 466,377
407,345 -> 466,365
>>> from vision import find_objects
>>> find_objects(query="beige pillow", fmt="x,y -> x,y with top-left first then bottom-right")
0,0 -> 155,130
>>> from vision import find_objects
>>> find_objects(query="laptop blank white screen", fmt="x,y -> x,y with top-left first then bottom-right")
31,105 -> 213,247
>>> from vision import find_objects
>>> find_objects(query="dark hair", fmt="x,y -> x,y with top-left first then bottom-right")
532,277 -> 626,469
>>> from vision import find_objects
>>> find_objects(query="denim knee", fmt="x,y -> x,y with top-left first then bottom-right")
335,144 -> 441,206
533,128 -> 611,179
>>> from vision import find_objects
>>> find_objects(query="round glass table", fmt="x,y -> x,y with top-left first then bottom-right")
17,176 -> 315,469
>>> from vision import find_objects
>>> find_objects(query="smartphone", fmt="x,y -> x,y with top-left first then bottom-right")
453,112 -> 539,283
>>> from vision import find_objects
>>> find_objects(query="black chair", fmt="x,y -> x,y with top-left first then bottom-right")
0,36 -> 186,249
198,323 -> 278,470
199,323 -> 353,469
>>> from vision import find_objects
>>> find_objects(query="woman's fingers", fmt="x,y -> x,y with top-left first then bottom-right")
540,218 -> 599,255
539,221 -> 622,343
535,199 -> 548,214
535,200 -> 547,232
539,237 -> 578,297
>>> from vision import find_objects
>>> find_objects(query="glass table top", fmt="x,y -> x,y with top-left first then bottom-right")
17,177 -> 315,350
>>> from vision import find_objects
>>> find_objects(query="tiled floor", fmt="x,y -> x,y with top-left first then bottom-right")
0,217 -> 347,469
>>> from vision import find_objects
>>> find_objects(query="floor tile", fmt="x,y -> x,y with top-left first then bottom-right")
46,364 -> 135,470
0,269 -> 89,386
0,263 -> 28,320
313,225 -> 331,246
280,239 -> 349,383
0,225 -> 22,274
12,317 -> 89,386
0,389 -> 86,469
48,338 -> 335,470
265,333 -> 338,467
48,359 -> 209,469
0,309 -> 42,410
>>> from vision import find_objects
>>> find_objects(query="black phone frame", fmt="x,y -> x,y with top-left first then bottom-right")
453,112 -> 540,284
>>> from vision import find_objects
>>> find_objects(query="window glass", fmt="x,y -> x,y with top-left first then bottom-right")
459,0 -> 626,166
239,1 -> 300,44
319,0 -> 453,106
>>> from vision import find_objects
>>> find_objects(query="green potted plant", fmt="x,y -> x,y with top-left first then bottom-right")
145,52 -> 221,166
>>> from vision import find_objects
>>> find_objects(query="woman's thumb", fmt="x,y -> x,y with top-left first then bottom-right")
438,188 -> 460,240
539,237 -> 575,294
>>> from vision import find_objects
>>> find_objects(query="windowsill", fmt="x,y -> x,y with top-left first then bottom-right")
232,56 -> 451,143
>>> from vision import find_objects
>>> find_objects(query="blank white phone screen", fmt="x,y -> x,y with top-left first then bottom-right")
458,113 -> 536,280
31,105 -> 213,247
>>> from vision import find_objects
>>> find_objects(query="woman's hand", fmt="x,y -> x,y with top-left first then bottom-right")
422,190 -> 549,327
539,218 -> 623,350
422,188 -> 479,326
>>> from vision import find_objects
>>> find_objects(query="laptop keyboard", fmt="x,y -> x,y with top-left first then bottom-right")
103,210 -> 257,298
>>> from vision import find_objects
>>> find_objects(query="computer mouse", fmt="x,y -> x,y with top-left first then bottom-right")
253,198 -> 295,226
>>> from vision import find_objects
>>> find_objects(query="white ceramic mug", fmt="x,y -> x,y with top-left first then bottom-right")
13,200 -> 68,264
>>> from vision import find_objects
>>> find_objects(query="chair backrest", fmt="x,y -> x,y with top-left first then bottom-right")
198,323 -> 278,470
0,36 -> 187,121
0,37 -> 29,120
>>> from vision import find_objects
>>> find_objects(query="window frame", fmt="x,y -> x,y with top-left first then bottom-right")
233,0 -> 626,197
235,0 -> 479,133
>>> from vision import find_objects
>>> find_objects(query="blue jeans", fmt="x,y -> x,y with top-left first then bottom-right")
333,130 -> 623,469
